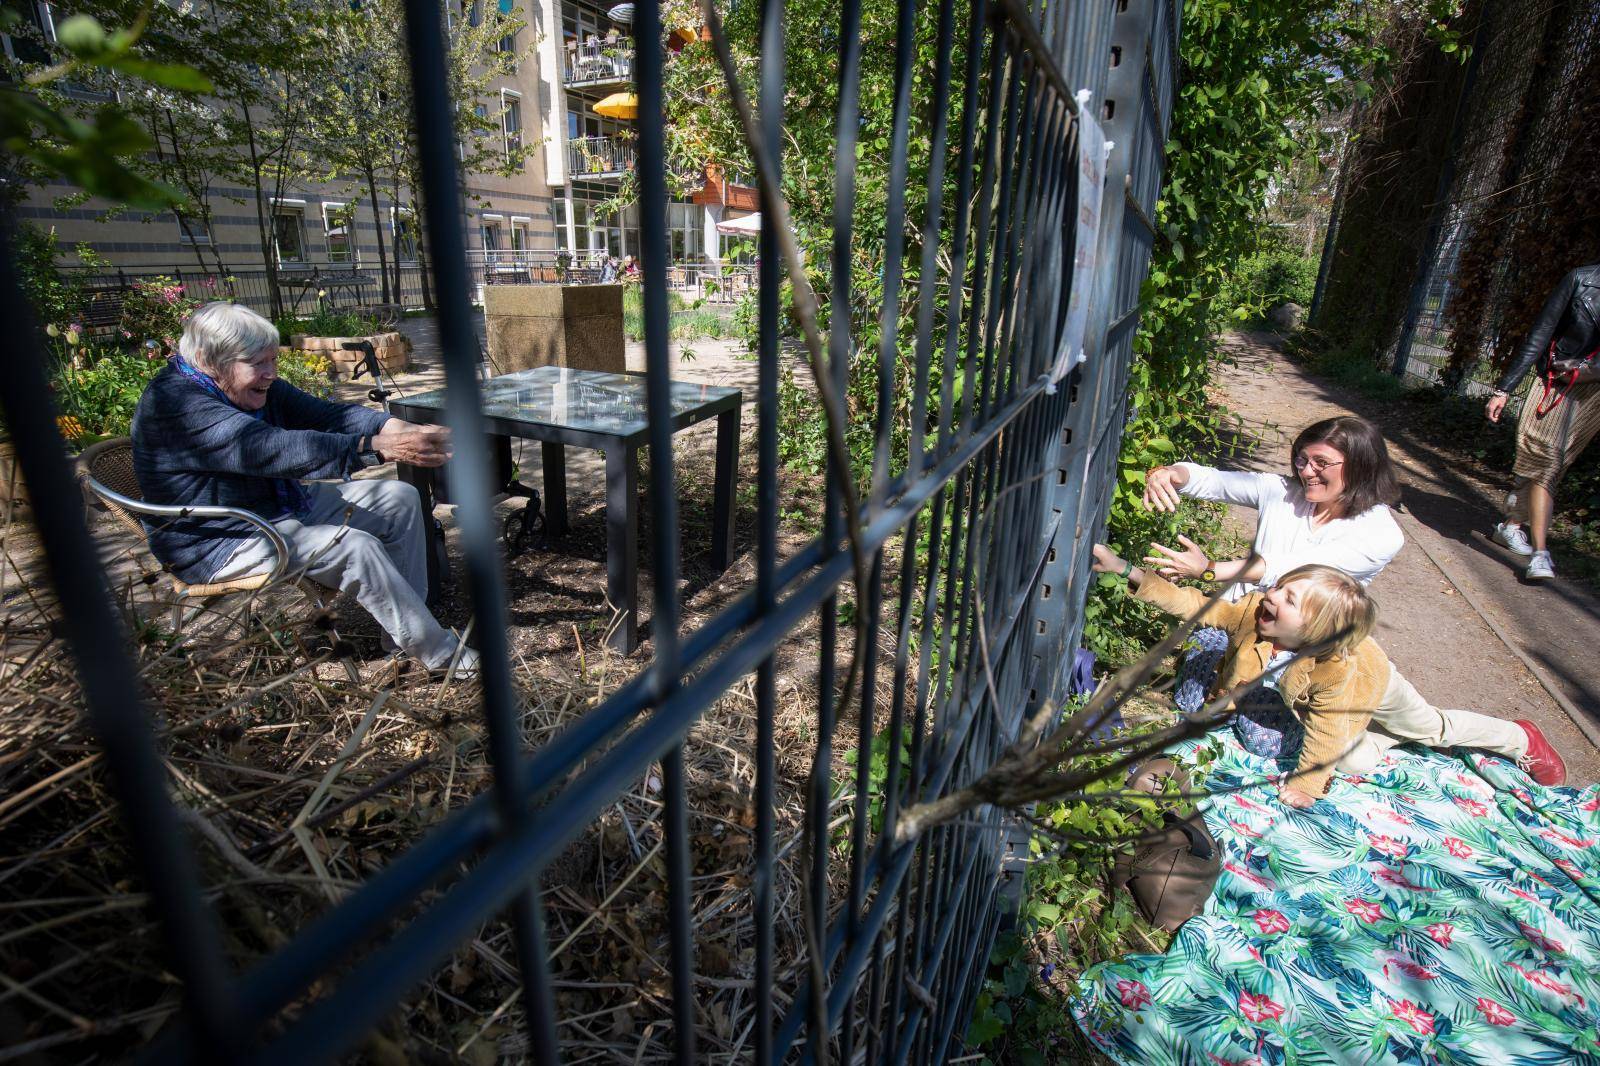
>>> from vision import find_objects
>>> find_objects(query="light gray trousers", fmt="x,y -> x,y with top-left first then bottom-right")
212,479 -> 462,668
1338,668 -> 1528,772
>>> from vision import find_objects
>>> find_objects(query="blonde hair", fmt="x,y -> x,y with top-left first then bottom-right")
1275,564 -> 1377,657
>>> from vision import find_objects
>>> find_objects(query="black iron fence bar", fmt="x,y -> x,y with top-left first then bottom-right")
0,228 -> 245,1054
753,0 -> 784,1054
398,3 -> 562,1066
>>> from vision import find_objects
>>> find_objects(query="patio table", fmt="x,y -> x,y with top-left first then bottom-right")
387,366 -> 742,653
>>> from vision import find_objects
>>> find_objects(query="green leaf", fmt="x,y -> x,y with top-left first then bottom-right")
106,57 -> 214,93
55,14 -> 109,56
966,1014 -> 1004,1046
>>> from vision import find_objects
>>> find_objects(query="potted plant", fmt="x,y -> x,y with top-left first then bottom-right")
282,300 -> 411,383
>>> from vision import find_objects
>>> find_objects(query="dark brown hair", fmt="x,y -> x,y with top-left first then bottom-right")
1289,415 -> 1400,517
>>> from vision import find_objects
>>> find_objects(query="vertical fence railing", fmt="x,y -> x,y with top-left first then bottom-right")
2,0 -> 1180,1061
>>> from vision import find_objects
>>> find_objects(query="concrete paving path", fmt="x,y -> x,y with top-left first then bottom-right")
1210,331 -> 1600,785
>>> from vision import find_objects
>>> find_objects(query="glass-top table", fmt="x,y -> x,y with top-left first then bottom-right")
388,367 -> 743,652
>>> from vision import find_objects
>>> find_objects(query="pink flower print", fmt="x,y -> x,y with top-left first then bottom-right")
1580,793 -> 1600,811
1513,788 -> 1534,805
1345,898 -> 1383,924
1373,867 -> 1433,892
1540,827 -> 1596,849
1555,858 -> 1585,881
1509,887 -> 1545,906
1383,954 -> 1439,981
1233,795 -> 1270,813
1247,945 -> 1263,963
1116,979 -> 1151,1010
1390,999 -> 1436,1035
1508,962 -> 1582,1004
1367,834 -> 1409,859
1424,922 -> 1454,947
1253,909 -> 1290,936
1518,921 -> 1566,955
1238,990 -> 1284,1023
1206,1055 -> 1263,1066
1453,797 -> 1489,817
1223,860 -> 1277,892
1229,819 -> 1265,839
1475,997 -> 1515,1027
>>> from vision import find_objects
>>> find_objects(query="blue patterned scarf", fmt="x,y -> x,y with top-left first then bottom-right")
173,356 -> 309,519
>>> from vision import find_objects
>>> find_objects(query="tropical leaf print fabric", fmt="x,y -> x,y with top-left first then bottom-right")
1072,731 -> 1600,1064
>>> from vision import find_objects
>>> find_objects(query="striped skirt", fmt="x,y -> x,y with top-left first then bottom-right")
1514,378 -> 1600,490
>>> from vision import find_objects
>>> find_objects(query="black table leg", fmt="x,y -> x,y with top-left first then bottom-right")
605,444 -> 639,653
397,461 -> 443,605
541,441 -> 568,536
711,405 -> 741,572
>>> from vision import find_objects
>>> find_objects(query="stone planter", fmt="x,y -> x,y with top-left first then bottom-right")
289,330 -> 412,382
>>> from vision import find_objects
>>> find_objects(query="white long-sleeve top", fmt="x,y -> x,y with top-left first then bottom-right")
1175,462 -> 1405,602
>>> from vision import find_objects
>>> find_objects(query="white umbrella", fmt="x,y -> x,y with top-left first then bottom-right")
715,212 -> 762,236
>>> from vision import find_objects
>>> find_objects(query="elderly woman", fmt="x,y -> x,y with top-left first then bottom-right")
131,302 -> 476,677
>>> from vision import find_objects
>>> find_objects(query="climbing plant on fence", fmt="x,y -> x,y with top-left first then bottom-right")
1094,0 -> 1460,659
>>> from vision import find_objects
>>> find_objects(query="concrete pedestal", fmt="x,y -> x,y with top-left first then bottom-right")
484,284 -> 626,375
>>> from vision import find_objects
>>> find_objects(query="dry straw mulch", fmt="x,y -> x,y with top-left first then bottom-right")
0,461 -> 897,1063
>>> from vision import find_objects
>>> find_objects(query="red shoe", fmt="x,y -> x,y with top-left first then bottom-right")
1515,720 -> 1567,787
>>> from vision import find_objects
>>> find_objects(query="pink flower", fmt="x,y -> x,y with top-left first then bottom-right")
1442,837 -> 1473,858
1384,955 -> 1439,981
1116,979 -> 1151,1010
1367,834 -> 1410,859
1540,828 -> 1596,849
1581,793 -> 1600,811
1391,998 -> 1435,1035
1475,997 -> 1515,1027
1253,909 -> 1290,936
1555,858 -> 1585,881
1238,990 -> 1284,1023
1229,819 -> 1265,839
1509,887 -> 1544,905
1373,867 -> 1432,892
1424,922 -> 1454,947
1518,922 -> 1566,955
1509,962 -> 1577,999
1345,898 -> 1383,924
1453,797 -> 1489,817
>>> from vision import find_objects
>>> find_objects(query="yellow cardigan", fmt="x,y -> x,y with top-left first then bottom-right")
1133,574 -> 1392,796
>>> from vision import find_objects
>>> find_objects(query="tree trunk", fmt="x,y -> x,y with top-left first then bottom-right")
364,164 -> 392,306
414,184 -> 436,312
241,108 -> 282,321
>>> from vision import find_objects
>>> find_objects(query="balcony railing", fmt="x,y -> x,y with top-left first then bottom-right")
563,37 -> 632,87
567,134 -> 635,179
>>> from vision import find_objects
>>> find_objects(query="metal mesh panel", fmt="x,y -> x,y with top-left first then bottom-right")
0,0 -> 1181,1060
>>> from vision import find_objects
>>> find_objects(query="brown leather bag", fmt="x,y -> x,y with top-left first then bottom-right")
1111,758 -> 1221,933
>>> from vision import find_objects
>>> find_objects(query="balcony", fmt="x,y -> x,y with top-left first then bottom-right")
567,134 -> 635,181
563,37 -> 632,93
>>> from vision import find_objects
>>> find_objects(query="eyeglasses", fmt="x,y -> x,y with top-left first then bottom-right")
1293,454 -> 1344,474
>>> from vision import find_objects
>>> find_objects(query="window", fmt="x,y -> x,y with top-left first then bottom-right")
481,219 -> 503,262
501,91 -> 522,161
392,208 -> 419,262
667,202 -> 703,262
4,3 -> 111,98
272,206 -> 307,264
554,199 -> 572,252
497,0 -> 515,52
323,202 -> 355,262
510,219 -> 529,252
177,216 -> 213,246
467,0 -> 481,26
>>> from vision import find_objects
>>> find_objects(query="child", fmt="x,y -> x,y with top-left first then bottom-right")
1090,545 -> 1566,804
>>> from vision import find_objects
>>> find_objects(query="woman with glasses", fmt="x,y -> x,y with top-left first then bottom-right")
1138,415 -> 1404,711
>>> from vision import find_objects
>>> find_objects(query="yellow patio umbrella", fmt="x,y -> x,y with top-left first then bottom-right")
594,92 -> 639,120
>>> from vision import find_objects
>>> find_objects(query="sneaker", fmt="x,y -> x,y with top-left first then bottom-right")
1525,550 -> 1555,581
1514,720 -> 1567,786
428,646 -> 480,681
1492,522 -> 1533,556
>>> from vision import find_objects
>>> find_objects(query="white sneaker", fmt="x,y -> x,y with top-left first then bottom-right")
1525,551 -> 1555,581
1493,522 -> 1534,557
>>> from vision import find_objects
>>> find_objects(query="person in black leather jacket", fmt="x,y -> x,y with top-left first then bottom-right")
1484,263 -> 1600,581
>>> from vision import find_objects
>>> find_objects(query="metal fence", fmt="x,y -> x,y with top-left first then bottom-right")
77,263 -> 437,324
0,0 -> 1179,1061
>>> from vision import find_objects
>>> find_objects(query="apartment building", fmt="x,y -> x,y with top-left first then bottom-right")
8,0 -> 755,298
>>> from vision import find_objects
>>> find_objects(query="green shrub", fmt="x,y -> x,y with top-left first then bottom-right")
15,224 -> 87,330
52,348 -> 165,441
274,307 -> 388,344
1217,231 -> 1319,325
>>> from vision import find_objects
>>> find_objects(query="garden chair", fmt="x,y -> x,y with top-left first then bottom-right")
75,437 -> 336,640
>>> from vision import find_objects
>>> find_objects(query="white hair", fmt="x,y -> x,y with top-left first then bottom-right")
177,302 -> 280,373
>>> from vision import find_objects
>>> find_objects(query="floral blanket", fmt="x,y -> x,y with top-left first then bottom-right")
1072,731 -> 1600,1064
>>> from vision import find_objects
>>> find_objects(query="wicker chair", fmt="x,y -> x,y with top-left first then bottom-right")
76,436 -> 322,613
